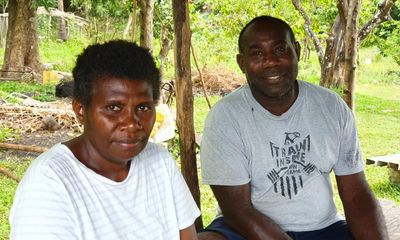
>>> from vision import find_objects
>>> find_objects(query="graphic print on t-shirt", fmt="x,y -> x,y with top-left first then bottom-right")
266,132 -> 317,199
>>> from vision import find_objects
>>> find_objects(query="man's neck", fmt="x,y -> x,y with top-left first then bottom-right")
253,81 -> 299,116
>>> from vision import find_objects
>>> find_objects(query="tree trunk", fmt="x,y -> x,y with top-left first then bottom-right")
132,0 -> 137,43
139,0 -> 154,52
58,0 -> 68,41
292,0 -> 396,110
338,0 -> 360,110
172,0 -> 203,230
2,0 -> 42,78
158,25 -> 172,80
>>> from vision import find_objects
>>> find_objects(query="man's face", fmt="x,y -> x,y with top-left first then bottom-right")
237,21 -> 300,101
75,77 -> 156,166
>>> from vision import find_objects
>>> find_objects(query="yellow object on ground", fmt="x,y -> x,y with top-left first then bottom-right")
42,70 -> 59,84
150,104 -> 175,143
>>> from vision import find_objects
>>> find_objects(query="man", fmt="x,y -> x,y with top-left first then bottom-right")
197,16 -> 388,240
10,40 -> 199,240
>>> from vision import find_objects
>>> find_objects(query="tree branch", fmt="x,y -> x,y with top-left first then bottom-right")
291,0 -> 324,66
358,0 -> 396,42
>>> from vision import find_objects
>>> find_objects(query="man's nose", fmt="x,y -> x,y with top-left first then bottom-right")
262,53 -> 280,68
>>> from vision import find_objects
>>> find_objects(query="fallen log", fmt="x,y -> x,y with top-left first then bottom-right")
0,143 -> 48,153
0,167 -> 20,182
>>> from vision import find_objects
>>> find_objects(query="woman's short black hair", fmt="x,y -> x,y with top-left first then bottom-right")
72,40 -> 161,107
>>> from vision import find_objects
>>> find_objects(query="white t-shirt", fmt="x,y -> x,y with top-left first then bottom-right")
201,80 -> 364,231
10,142 -> 200,240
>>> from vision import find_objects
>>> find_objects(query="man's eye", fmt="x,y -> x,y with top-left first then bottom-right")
275,45 -> 288,54
250,50 -> 263,57
107,105 -> 121,111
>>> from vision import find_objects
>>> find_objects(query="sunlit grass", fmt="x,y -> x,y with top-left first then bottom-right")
0,158 -> 31,240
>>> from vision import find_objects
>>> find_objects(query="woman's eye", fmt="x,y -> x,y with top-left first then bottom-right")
137,105 -> 152,112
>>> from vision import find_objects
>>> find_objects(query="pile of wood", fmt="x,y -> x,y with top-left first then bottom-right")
0,98 -> 81,133
192,68 -> 245,96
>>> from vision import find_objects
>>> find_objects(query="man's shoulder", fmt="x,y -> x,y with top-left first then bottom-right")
210,85 -> 249,113
300,80 -> 342,103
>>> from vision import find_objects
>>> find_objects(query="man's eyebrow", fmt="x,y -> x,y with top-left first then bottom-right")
247,43 -> 263,50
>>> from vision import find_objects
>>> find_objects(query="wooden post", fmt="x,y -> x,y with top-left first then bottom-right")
132,0 -> 137,43
172,0 -> 203,230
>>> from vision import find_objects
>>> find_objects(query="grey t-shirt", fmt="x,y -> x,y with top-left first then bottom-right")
200,80 -> 364,232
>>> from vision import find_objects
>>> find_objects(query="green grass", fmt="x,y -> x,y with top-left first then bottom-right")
0,81 -> 57,102
0,158 -> 31,240
39,37 -> 89,72
194,96 -> 220,133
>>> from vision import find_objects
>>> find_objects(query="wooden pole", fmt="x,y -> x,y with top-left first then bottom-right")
0,167 -> 20,182
0,142 -> 48,153
132,0 -> 137,43
172,0 -> 203,230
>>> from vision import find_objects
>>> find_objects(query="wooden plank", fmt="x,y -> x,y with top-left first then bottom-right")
366,154 -> 400,169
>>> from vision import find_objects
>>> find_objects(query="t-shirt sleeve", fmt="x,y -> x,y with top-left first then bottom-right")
9,168 -> 77,240
166,155 -> 201,230
200,104 -> 251,185
333,97 -> 364,175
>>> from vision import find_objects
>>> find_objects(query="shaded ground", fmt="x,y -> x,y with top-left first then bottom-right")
0,129 -> 74,159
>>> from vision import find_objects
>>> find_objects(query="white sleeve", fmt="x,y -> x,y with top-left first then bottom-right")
334,97 -> 364,175
200,104 -> 251,185
9,169 -> 77,240
167,156 -> 201,230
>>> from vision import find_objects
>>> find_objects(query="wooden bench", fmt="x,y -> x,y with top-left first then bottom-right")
366,154 -> 400,185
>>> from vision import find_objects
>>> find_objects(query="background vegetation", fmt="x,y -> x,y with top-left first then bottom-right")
0,0 -> 399,239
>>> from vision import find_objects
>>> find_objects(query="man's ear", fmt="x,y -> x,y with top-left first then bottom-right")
72,98 -> 85,124
236,53 -> 245,73
294,41 -> 301,61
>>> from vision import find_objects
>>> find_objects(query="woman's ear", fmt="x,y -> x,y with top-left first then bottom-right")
72,99 -> 85,124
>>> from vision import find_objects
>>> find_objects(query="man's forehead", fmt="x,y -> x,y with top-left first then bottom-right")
241,22 -> 292,47
246,20 -> 290,36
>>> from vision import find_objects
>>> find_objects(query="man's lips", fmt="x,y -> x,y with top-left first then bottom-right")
262,73 -> 285,83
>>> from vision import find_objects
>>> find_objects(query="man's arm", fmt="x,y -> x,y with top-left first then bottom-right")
211,183 -> 292,240
336,171 -> 388,240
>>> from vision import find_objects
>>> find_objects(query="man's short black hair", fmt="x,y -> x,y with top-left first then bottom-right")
238,15 -> 296,53
72,40 -> 161,107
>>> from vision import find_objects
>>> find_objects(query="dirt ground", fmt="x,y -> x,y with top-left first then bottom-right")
0,129 -> 75,159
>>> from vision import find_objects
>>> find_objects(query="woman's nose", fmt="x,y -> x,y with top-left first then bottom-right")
121,112 -> 143,130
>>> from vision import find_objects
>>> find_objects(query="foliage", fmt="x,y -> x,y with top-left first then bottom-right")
361,2 -> 400,65
0,81 -> 56,102
376,23 -> 400,66
70,0 -> 131,18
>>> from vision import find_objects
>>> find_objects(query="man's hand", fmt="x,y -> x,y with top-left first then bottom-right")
211,183 -> 292,240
